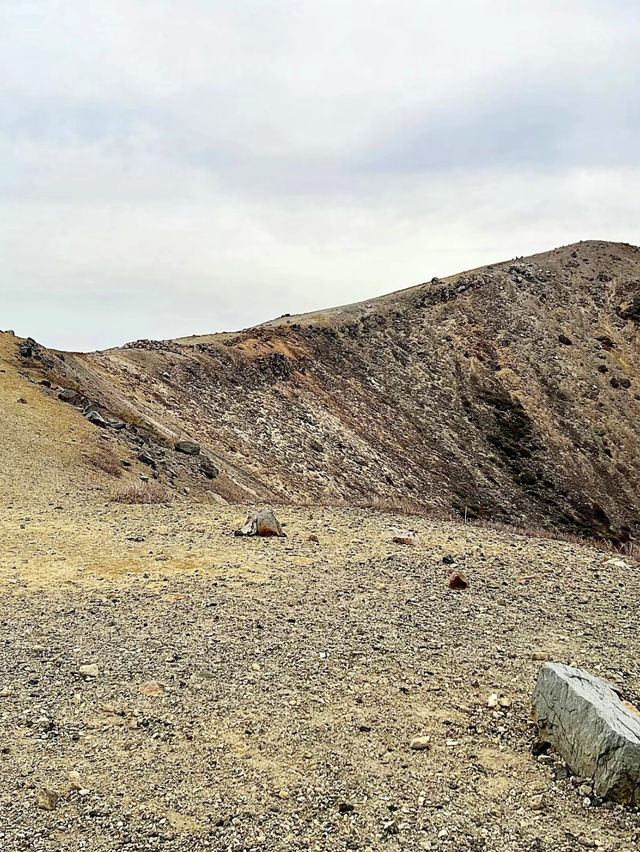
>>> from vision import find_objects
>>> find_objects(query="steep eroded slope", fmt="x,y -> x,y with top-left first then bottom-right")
7,239 -> 640,541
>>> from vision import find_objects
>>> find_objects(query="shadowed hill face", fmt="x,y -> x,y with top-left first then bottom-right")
6,239 -> 640,541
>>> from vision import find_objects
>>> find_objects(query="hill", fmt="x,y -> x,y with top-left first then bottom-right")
2,240 -> 640,849
5,238 -> 640,541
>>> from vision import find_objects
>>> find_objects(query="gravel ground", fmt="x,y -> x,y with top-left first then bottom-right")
0,505 -> 639,851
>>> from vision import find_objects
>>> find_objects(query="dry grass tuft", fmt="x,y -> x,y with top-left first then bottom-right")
353,495 -> 433,517
112,481 -> 172,504
84,448 -> 122,478
468,517 -> 638,560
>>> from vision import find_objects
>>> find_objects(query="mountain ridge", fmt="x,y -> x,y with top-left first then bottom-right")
4,238 -> 640,543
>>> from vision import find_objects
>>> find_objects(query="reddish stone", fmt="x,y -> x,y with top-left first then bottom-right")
448,571 -> 468,590
393,535 -> 416,546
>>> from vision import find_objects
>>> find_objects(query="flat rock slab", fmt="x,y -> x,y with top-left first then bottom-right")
174,440 -> 200,455
533,663 -> 640,805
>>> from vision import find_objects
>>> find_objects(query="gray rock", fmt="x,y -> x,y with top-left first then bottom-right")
138,451 -> 156,468
533,663 -> 640,805
82,406 -> 125,430
18,337 -> 53,368
234,508 -> 286,538
529,793 -> 545,810
18,338 -> 38,359
174,439 -> 200,455
58,388 -> 80,404
85,410 -> 109,428
200,457 -> 219,479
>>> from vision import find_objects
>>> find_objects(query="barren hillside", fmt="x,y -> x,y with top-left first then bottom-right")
2,240 -> 640,850
6,239 -> 640,542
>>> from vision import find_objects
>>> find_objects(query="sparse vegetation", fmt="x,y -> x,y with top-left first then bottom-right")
352,495 -> 432,516
451,487 -> 484,520
112,481 -> 172,504
482,389 -> 537,462
84,448 -> 122,478
469,516 -> 638,560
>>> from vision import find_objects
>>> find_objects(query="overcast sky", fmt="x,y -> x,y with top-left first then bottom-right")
2,1 -> 639,351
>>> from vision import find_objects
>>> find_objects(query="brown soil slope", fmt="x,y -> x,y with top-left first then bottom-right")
5,239 -> 640,541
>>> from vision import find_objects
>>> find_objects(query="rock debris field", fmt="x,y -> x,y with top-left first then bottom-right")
0,503 -> 639,851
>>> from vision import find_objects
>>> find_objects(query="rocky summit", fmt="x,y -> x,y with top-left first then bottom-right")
1,239 -> 640,851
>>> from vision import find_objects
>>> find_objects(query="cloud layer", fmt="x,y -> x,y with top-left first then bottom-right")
1,0 -> 639,349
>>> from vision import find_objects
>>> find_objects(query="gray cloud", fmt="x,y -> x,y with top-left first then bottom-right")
1,0 -> 639,350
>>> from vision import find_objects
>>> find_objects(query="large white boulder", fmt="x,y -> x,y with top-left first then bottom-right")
533,663 -> 640,805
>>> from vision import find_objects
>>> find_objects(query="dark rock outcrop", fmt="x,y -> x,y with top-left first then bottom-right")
200,458 -> 219,479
